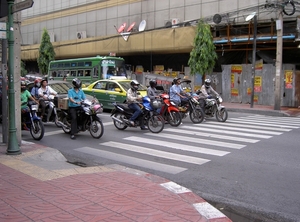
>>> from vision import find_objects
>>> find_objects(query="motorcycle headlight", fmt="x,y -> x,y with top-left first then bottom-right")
31,104 -> 38,110
192,97 -> 199,104
218,97 -> 223,103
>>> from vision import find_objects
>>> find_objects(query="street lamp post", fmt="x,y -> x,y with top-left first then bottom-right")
246,13 -> 257,108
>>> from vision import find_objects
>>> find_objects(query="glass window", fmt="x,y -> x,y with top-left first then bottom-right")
93,81 -> 107,90
78,70 -> 84,76
85,61 -> 92,67
64,63 -> 70,67
58,63 -> 64,68
78,62 -> 84,66
71,62 -> 77,67
84,70 -> 91,76
70,70 -> 77,76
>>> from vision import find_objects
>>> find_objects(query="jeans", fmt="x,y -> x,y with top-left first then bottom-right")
128,103 -> 145,127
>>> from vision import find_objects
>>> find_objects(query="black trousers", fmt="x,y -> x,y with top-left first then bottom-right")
69,106 -> 82,135
39,99 -> 47,116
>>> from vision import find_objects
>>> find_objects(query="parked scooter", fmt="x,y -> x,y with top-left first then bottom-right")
59,99 -> 104,139
111,96 -> 165,133
159,93 -> 182,126
200,95 -> 228,122
21,101 -> 45,140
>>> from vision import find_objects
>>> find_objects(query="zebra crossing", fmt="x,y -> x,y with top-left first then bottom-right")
75,115 -> 300,174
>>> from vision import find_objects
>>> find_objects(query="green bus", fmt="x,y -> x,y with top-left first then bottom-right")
47,55 -> 127,86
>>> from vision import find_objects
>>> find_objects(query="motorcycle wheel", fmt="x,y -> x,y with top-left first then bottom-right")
30,119 -> 44,141
167,111 -> 182,127
147,114 -> 164,133
113,113 -> 128,130
89,119 -> 104,139
216,108 -> 228,122
62,116 -> 71,134
189,108 -> 204,123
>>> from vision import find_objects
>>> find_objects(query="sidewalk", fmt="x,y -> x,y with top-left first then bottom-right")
223,102 -> 300,117
0,140 -> 231,222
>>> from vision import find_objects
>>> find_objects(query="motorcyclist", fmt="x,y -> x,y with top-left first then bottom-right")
169,77 -> 188,106
21,81 -> 39,130
38,79 -> 57,118
147,79 -> 161,113
30,79 -> 41,100
197,78 -> 219,110
126,80 -> 148,130
68,78 -> 86,140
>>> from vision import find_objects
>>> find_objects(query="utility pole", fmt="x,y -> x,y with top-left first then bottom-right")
274,0 -> 283,110
6,0 -> 20,155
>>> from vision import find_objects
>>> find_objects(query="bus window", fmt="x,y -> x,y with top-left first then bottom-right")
93,67 -> 99,78
85,70 -> 91,76
70,70 -> 76,76
78,70 -> 84,76
52,71 -> 57,77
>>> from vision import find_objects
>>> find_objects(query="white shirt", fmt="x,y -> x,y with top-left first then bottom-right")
38,86 -> 57,99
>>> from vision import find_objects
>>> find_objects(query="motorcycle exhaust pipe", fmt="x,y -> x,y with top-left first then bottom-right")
56,121 -> 69,128
111,116 -> 124,124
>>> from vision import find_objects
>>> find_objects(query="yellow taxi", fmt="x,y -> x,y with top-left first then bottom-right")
82,77 -> 147,110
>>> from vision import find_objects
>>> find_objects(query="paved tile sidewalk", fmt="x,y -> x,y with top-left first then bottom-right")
0,141 -> 231,222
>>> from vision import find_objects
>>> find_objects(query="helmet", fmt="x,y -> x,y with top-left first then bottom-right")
40,78 -> 48,85
21,81 -> 27,91
72,78 -> 82,88
173,77 -> 181,84
204,79 -> 211,88
149,79 -> 157,88
151,100 -> 162,109
130,80 -> 140,91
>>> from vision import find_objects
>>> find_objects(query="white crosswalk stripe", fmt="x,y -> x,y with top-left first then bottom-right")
72,115 -> 300,174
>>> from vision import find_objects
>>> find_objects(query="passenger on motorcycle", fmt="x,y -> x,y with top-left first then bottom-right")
21,81 -> 39,130
68,78 -> 86,140
147,79 -> 161,113
30,79 -> 41,100
127,80 -> 148,130
169,77 -> 188,106
197,78 -> 219,110
38,79 -> 57,118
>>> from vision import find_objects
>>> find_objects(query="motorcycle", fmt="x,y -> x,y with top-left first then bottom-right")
38,95 -> 61,127
201,95 -> 228,122
111,96 -> 165,133
21,101 -> 45,140
59,99 -> 104,139
159,93 -> 182,126
177,95 -> 205,124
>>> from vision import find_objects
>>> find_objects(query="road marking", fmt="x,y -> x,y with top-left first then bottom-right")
75,147 -> 187,174
100,141 -> 210,165
199,124 -> 282,135
146,133 -> 245,149
180,126 -> 272,139
162,128 -> 259,143
228,118 -> 299,128
245,115 -> 300,124
208,121 -> 292,132
124,136 -> 230,156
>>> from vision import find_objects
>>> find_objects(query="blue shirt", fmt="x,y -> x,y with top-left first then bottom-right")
68,88 -> 86,108
170,84 -> 183,104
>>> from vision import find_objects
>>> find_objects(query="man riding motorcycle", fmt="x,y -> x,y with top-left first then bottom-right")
126,80 -> 148,130
169,77 -> 188,106
197,78 -> 219,111
38,79 -> 57,118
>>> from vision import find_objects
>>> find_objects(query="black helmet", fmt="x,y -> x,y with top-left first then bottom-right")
173,77 -> 181,84
21,81 -> 27,91
149,79 -> 157,88
72,78 -> 82,88
130,80 -> 140,91
204,79 -> 211,88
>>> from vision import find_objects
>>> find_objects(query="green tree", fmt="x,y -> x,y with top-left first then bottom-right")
188,20 -> 217,76
37,28 -> 55,75
20,60 -> 27,77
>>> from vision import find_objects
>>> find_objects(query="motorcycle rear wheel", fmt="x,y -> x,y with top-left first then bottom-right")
90,119 -> 104,139
216,108 -> 228,122
167,111 -> 182,126
113,113 -> 128,130
30,119 -> 44,140
147,115 -> 164,133
190,108 -> 204,123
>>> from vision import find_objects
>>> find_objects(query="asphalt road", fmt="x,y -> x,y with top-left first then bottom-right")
20,112 -> 300,221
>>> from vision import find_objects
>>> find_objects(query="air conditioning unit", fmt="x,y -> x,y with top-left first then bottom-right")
76,31 -> 86,39
49,32 -> 55,42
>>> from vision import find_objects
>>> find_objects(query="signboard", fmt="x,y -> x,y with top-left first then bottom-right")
0,22 -> 6,39
12,0 -> 34,13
